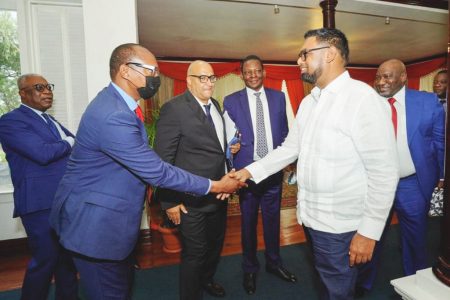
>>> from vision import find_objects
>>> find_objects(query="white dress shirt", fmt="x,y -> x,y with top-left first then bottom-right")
380,87 -> 416,178
246,71 -> 399,240
246,87 -> 274,160
21,104 -> 74,146
193,97 -> 225,150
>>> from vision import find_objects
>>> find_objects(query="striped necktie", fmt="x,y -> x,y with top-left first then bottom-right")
42,113 -> 61,139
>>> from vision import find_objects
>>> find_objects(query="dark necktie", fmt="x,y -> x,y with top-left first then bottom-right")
388,97 -> 397,138
255,92 -> 268,158
135,106 -> 144,122
204,104 -> 215,127
42,113 -> 61,139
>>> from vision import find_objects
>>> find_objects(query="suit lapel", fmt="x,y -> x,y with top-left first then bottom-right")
184,91 -> 224,151
405,89 -> 422,145
239,90 -> 254,142
18,105 -> 57,139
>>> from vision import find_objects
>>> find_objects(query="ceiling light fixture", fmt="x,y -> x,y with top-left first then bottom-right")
274,4 -> 280,14
385,16 -> 390,25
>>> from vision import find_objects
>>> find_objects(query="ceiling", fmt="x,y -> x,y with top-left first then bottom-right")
137,0 -> 448,66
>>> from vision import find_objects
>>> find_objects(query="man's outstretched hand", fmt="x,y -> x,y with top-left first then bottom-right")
229,168 -> 252,182
210,170 -> 247,200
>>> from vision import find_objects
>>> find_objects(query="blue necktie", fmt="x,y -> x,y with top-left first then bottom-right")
42,113 -> 61,139
204,104 -> 215,127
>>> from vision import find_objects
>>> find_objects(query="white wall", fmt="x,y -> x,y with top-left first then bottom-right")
1,0 -> 142,241
82,0 -> 138,100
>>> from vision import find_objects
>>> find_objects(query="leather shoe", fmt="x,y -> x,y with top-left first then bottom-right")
203,282 -> 225,297
243,272 -> 256,295
354,286 -> 368,298
265,265 -> 297,283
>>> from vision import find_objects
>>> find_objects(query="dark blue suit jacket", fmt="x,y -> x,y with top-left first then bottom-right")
0,105 -> 74,217
405,88 -> 445,199
223,88 -> 289,171
49,84 -> 210,261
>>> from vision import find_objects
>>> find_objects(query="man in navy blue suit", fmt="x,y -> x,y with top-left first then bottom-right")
223,55 -> 294,295
0,74 -> 78,300
356,59 -> 445,297
49,44 -> 243,300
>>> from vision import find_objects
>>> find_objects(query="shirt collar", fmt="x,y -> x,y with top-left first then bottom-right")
390,86 -> 406,106
246,86 -> 266,99
111,82 -> 138,111
21,103 -> 45,116
192,94 -> 212,109
310,71 -> 350,102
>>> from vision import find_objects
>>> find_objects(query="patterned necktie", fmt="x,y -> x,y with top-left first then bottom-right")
42,113 -> 61,139
135,106 -> 144,122
204,104 -> 215,127
388,97 -> 397,138
255,92 -> 268,158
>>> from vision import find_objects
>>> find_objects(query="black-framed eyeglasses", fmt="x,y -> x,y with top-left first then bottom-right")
298,46 -> 330,61
126,62 -> 159,75
188,74 -> 218,83
21,83 -> 55,92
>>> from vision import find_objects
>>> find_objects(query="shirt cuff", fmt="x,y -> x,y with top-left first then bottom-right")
64,136 -> 75,147
357,217 -> 386,241
206,179 -> 212,194
245,162 -> 267,184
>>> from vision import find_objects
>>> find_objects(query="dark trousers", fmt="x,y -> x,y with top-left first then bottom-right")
239,182 -> 282,273
305,227 -> 357,300
73,252 -> 134,300
357,174 -> 429,290
179,204 -> 227,300
20,209 -> 78,300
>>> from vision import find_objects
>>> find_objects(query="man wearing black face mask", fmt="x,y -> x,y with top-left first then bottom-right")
49,43 -> 245,300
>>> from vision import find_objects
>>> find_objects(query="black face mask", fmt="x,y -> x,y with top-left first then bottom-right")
137,76 -> 161,99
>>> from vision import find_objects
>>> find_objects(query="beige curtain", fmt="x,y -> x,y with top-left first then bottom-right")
419,68 -> 445,93
212,73 -> 246,107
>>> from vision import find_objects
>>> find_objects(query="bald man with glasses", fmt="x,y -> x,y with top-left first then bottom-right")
0,74 -> 78,300
155,60 -> 239,299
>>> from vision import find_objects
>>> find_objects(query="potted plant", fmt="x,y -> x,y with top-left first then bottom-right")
145,107 -> 182,254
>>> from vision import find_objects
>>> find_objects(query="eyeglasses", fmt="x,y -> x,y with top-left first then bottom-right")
188,75 -> 218,83
126,62 -> 159,76
298,46 -> 330,61
21,83 -> 55,92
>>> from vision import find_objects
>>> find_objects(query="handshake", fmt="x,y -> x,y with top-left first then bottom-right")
210,169 -> 253,200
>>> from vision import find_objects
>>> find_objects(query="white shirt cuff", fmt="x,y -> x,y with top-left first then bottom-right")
64,136 -> 75,147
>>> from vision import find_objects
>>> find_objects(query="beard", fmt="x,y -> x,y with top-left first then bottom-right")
301,66 -> 323,84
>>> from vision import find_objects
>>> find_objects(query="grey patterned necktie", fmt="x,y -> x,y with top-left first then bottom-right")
255,92 -> 268,158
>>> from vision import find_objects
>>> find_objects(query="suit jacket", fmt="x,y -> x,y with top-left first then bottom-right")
155,90 -> 227,211
0,105 -> 74,217
223,88 -> 288,188
405,88 -> 445,199
49,84 -> 210,261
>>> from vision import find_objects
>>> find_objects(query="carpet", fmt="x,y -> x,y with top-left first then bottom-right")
0,217 -> 441,300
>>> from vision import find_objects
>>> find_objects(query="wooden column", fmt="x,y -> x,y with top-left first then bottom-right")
432,3 -> 450,287
319,0 -> 338,29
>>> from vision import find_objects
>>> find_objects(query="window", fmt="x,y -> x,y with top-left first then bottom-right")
0,9 -> 20,192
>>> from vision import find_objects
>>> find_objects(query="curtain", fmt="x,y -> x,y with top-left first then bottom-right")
157,57 -> 447,113
420,68 -> 446,92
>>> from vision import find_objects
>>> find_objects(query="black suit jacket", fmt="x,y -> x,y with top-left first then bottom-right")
154,90 -> 227,211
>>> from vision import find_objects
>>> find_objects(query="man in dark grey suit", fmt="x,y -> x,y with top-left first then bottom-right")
155,61 -> 233,299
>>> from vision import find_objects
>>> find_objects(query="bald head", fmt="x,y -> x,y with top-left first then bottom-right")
374,59 -> 407,98
186,60 -> 215,103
